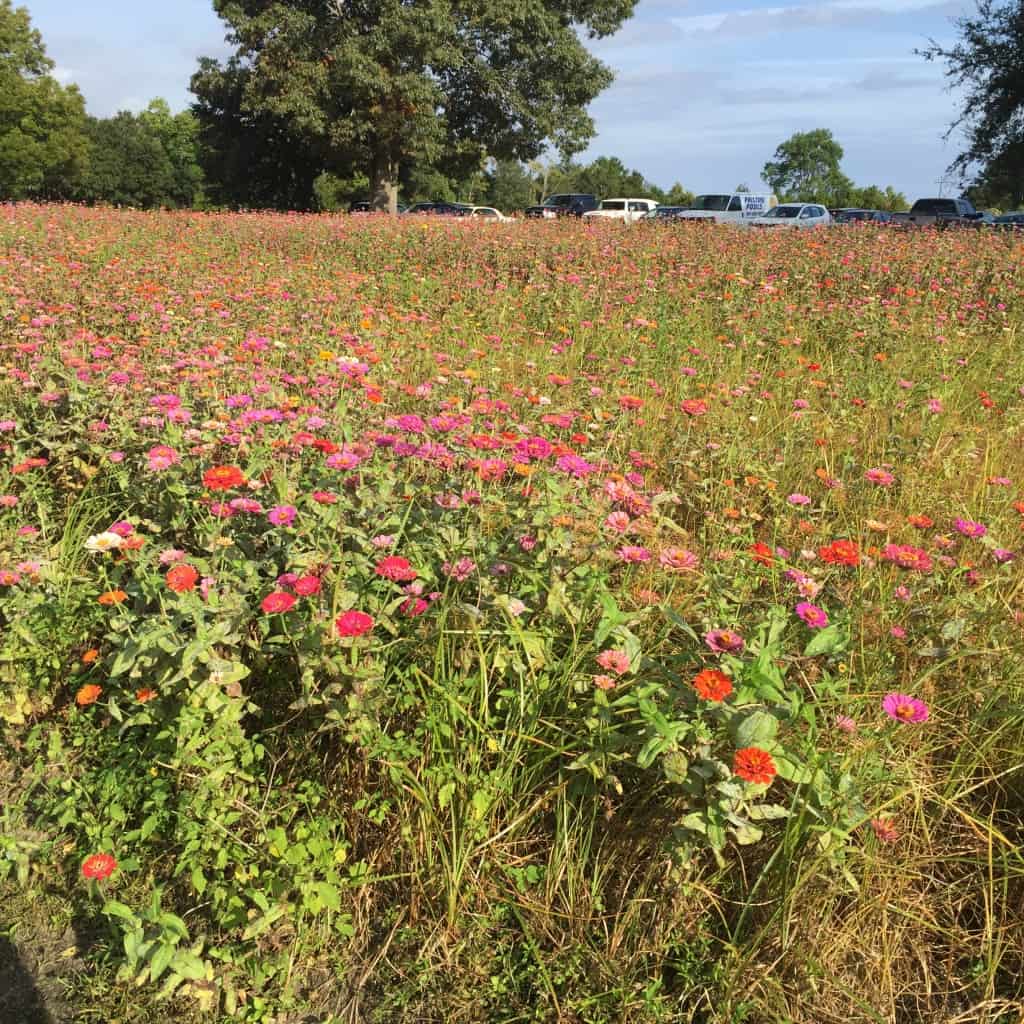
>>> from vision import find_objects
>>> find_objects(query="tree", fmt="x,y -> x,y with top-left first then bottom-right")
762,128 -> 854,205
663,182 -> 695,206
192,0 -> 638,214
484,160 -> 535,212
918,0 -> 1024,208
0,0 -> 89,199
79,111 -> 178,207
848,184 -> 908,212
139,99 -> 205,207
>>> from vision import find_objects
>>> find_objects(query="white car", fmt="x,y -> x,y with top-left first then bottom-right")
674,192 -> 777,224
468,206 -> 513,222
749,203 -> 830,229
582,198 -> 658,224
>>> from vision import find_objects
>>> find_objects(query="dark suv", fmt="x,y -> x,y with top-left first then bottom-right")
524,194 -> 599,219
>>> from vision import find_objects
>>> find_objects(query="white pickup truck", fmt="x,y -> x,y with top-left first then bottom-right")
582,198 -> 659,224
673,192 -> 777,224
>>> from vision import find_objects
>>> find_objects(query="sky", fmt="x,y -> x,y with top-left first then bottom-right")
27,0 -> 971,199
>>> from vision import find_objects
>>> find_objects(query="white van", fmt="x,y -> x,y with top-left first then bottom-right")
675,193 -> 777,224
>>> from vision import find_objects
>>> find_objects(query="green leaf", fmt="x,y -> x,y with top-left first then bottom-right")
730,710 -> 779,748
102,900 -> 136,921
149,943 -> 175,983
747,803 -> 791,821
803,625 -> 844,658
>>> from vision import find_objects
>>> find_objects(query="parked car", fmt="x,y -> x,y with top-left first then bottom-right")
994,212 -> 1024,231
673,192 -> 777,224
467,206 -> 513,222
582,198 -> 658,223
749,203 -> 830,229
403,202 -> 473,217
524,194 -> 599,219
639,205 -> 691,221
833,208 -> 894,224
892,197 -> 985,228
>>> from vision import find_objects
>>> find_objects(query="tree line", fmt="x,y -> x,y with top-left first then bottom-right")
1,0 -> 1021,212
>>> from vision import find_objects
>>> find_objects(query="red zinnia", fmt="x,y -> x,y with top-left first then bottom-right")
375,556 -> 417,582
76,683 -> 103,707
335,610 -> 374,637
165,564 -> 199,593
203,465 -> 246,491
818,539 -> 861,566
693,669 -> 733,702
749,542 -> 774,567
733,747 -> 778,786
261,591 -> 297,614
293,575 -> 322,596
81,852 -> 117,881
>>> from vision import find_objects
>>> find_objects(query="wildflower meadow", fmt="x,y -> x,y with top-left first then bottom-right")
1,205 -> 1022,1023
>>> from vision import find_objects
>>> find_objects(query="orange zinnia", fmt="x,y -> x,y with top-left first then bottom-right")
733,747 -> 777,786
135,688 -> 157,703
81,648 -> 100,665
202,465 -> 246,491
76,683 -> 103,707
692,669 -> 733,702
97,589 -> 127,605
165,564 -> 199,593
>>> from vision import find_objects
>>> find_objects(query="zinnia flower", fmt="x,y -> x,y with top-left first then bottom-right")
136,688 -> 157,703
871,817 -> 899,843
267,505 -> 297,527
692,669 -> 733,702
203,465 -> 246,491
261,591 -> 297,614
882,692 -> 929,723
165,564 -> 199,593
336,610 -> 374,637
76,683 -> 103,707
658,547 -> 699,572
704,629 -> 744,654
85,532 -> 123,553
81,852 -> 117,880
733,747 -> 777,786
818,539 -> 860,566
375,555 -> 417,582
596,649 -> 631,676
954,518 -> 986,538
97,590 -> 127,606
293,575 -> 322,596
795,602 -> 829,628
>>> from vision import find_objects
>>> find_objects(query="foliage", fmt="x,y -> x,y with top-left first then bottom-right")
0,209 -> 1022,1023
762,128 -> 854,205
0,0 -> 89,199
919,0 -> 1024,208
192,0 -> 639,212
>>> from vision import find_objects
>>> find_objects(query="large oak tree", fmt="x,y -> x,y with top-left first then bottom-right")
191,0 -> 637,212
919,0 -> 1024,208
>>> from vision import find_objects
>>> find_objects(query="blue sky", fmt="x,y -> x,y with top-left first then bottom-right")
28,0 -> 970,199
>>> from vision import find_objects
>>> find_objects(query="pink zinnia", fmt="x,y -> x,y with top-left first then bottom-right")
261,591 -> 297,614
596,649 -> 631,676
704,629 -> 744,654
617,545 -> 651,564
882,692 -> 929,723
375,555 -> 417,582
954,518 -> 986,538
883,544 -> 933,572
267,505 -> 297,527
293,575 -> 322,596
658,547 -> 699,572
795,602 -> 828,628
864,468 -> 895,487
336,609 -> 374,637
146,445 -> 179,471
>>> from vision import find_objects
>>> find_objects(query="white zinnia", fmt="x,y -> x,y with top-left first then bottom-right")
85,532 -> 123,552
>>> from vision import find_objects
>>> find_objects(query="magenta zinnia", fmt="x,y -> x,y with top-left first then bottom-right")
882,692 -> 929,723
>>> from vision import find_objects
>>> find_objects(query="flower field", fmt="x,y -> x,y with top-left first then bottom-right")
1,205 -> 1023,1023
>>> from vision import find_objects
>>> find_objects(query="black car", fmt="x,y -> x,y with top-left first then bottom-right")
524,194 -> 599,219
403,202 -> 473,217
833,208 -> 893,224
994,212 -> 1024,231
639,205 -> 690,221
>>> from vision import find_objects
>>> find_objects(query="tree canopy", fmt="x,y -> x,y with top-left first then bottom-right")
0,0 -> 89,200
919,0 -> 1024,208
761,129 -> 853,206
192,0 -> 638,213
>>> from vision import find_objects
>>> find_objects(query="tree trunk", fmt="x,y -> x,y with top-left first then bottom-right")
371,157 -> 398,216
